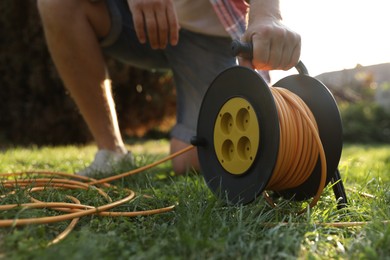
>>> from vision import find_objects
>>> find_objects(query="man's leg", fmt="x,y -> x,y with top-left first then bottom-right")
37,0 -> 127,155
38,0 -> 199,175
166,30 -> 237,175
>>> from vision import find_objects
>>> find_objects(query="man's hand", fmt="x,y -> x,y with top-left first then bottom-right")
240,0 -> 301,71
128,0 -> 179,49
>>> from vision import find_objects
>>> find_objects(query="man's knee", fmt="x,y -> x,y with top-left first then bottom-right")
38,0 -> 84,27
37,0 -> 74,17
37,0 -> 110,38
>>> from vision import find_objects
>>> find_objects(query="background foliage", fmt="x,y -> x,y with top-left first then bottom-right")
340,102 -> 390,143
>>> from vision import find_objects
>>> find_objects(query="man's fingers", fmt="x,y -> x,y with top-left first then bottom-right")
143,9 -> 160,49
128,0 -> 179,49
131,7 -> 146,44
287,43 -> 301,70
251,31 -> 301,70
166,4 -> 179,46
274,30 -> 301,70
252,35 -> 271,70
287,33 -> 301,69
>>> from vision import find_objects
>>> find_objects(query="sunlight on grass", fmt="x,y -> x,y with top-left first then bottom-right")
340,144 -> 390,195
0,139 -> 170,174
0,142 -> 389,259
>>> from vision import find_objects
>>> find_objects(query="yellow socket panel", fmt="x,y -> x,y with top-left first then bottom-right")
213,97 -> 260,175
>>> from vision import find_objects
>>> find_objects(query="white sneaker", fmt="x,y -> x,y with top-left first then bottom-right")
77,149 -> 135,177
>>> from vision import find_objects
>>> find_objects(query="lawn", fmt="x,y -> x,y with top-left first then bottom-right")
1,141 -> 389,259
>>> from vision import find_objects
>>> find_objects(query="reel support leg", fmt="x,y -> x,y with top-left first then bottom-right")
331,169 -> 348,209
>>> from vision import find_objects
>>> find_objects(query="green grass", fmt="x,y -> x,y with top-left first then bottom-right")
1,141 -> 389,260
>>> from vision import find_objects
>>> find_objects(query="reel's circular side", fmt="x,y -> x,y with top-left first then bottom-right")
195,66 -> 279,204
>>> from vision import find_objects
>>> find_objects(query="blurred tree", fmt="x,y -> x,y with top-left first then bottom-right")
0,0 -> 176,146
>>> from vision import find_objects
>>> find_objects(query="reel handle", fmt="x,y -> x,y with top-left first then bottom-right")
231,39 -> 309,75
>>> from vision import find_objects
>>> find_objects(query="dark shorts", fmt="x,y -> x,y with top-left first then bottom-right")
100,0 -> 236,143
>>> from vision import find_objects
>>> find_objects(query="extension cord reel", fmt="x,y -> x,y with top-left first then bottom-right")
191,41 -> 348,207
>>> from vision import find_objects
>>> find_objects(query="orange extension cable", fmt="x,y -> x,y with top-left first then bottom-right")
0,147 -> 193,245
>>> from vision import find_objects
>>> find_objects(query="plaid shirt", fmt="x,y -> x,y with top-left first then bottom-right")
210,0 -> 249,39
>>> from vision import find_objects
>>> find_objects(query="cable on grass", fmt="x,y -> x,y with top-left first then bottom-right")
0,147 -> 192,245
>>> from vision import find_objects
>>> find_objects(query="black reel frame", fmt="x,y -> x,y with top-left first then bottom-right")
191,41 -> 348,209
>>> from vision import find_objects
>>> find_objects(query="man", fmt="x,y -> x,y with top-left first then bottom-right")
37,0 -> 301,176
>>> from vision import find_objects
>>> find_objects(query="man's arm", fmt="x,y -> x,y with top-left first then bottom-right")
241,0 -> 301,70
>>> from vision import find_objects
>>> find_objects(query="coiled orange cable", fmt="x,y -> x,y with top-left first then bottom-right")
264,86 -> 327,211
